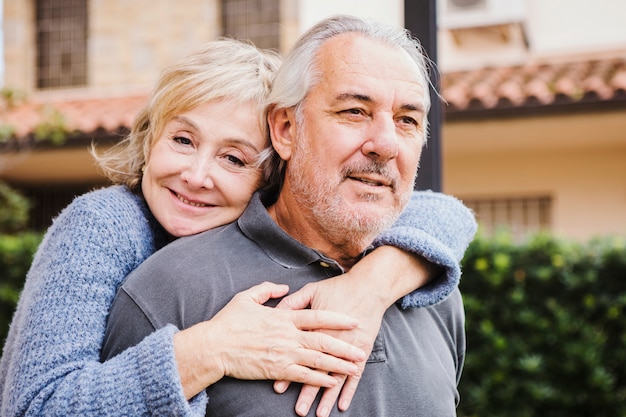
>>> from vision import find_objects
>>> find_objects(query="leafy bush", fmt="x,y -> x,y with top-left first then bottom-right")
0,181 -> 31,233
458,232 -> 626,417
0,182 -> 41,350
0,232 -> 42,350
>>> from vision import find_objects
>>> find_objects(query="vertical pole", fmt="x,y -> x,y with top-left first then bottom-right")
405,0 -> 442,191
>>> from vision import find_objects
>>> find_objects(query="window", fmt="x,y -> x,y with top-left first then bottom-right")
36,0 -> 87,89
221,0 -> 280,50
462,196 -> 552,240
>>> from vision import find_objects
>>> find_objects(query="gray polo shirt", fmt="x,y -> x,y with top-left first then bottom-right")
102,193 -> 465,416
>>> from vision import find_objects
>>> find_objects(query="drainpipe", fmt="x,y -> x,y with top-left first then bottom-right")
0,0 -> 4,88
405,0 -> 442,192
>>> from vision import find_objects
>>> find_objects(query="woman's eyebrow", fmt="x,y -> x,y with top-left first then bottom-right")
171,115 -> 198,130
224,138 -> 262,153
172,115 -> 261,153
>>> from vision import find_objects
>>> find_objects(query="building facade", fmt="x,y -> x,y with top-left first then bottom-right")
1,0 -> 625,240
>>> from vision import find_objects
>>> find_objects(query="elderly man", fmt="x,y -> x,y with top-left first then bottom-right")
102,15 -> 475,417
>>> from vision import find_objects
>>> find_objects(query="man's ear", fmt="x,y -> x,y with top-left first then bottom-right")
268,106 -> 296,161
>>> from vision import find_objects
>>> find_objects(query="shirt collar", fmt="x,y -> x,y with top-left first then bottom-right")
238,192 -> 330,269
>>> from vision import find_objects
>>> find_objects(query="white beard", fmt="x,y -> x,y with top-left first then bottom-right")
286,128 -> 412,250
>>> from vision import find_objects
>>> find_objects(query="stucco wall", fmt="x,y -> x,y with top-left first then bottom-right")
443,110 -> 626,241
3,0 -> 220,94
88,0 -> 219,92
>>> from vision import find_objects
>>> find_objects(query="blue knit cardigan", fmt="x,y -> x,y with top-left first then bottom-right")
0,185 -> 476,416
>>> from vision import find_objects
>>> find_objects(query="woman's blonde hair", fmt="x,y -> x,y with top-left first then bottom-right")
92,38 -> 282,190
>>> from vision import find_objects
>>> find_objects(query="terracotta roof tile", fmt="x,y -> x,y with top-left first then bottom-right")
0,94 -> 147,138
442,55 -> 626,113
2,55 -> 626,140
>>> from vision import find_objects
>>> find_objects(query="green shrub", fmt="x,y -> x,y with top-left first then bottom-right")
0,181 -> 41,350
0,232 -> 43,350
0,181 -> 31,233
458,232 -> 626,417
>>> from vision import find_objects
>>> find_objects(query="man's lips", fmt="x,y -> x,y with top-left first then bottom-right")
343,162 -> 397,191
348,175 -> 391,187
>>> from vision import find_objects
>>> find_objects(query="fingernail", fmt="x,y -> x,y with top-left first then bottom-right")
339,398 -> 351,411
297,402 -> 308,416
319,406 -> 329,417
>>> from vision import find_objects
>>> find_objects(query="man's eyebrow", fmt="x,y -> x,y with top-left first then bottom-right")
400,103 -> 425,113
334,93 -> 425,113
335,93 -> 372,103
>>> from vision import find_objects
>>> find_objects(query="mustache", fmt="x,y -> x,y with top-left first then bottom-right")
342,161 -> 398,191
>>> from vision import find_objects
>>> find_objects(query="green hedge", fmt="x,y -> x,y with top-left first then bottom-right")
0,229 -> 625,415
458,233 -> 626,417
0,232 -> 43,350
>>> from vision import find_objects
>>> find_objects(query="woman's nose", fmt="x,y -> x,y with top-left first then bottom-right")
180,158 -> 215,190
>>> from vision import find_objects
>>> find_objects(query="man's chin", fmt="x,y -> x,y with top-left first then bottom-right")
346,204 -> 399,230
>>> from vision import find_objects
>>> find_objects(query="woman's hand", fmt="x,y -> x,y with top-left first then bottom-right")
274,274 -> 384,417
275,246 -> 440,417
173,281 -> 366,400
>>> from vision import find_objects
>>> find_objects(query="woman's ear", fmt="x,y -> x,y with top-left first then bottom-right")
268,106 -> 296,161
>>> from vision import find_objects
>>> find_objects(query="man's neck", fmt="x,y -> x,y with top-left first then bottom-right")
267,194 -> 368,271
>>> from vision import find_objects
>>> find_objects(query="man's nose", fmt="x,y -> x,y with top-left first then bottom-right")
180,157 -> 215,190
361,115 -> 399,161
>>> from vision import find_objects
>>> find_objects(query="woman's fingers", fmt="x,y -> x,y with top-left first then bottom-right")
234,281 -> 291,304
297,337 -> 364,374
294,384 -> 322,416
213,284 -> 365,385
276,282 -> 316,310
291,308 -> 359,331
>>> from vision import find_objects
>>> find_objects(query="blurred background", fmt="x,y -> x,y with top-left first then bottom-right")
0,1 -> 625,415
0,0 -> 624,240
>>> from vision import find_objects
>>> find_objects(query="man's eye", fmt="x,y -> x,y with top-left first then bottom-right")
400,116 -> 418,126
173,136 -> 192,146
341,108 -> 364,116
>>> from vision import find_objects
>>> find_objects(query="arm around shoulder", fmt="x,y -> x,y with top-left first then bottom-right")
373,190 -> 478,308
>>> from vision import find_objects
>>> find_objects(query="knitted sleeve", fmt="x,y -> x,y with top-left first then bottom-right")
0,187 -> 206,417
373,190 -> 478,309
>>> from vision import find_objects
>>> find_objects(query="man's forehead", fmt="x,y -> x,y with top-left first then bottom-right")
316,33 -> 427,103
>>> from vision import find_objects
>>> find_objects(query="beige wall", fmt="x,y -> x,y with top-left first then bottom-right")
1,147 -> 107,184
88,0 -> 219,92
443,110 -> 626,241
3,0 -> 220,94
3,0 -> 35,91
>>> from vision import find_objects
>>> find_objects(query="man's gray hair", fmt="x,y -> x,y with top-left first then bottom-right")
267,14 -> 432,118
264,15 -> 433,189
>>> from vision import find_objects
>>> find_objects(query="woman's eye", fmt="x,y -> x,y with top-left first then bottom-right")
173,136 -> 193,146
225,154 -> 245,167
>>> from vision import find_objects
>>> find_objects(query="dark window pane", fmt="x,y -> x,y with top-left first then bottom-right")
36,0 -> 87,89
221,0 -> 280,50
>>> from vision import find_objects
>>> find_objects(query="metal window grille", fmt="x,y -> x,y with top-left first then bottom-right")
462,196 -> 552,240
221,0 -> 280,50
36,0 -> 88,89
